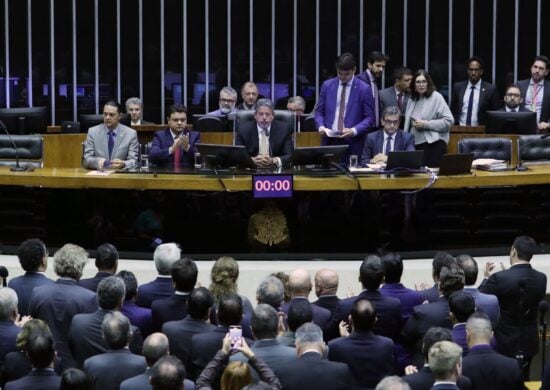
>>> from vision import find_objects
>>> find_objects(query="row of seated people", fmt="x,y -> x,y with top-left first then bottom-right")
0,235 -> 548,389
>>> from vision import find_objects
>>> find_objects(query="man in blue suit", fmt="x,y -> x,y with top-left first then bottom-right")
8,238 -> 53,316
361,105 -> 415,165
149,104 -> 200,169
314,52 -> 376,157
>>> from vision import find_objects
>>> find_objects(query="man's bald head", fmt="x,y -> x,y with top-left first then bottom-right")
288,268 -> 312,297
314,269 -> 339,297
143,332 -> 170,367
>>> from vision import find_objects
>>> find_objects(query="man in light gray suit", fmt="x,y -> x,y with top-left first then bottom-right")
379,67 -> 412,125
83,100 -> 139,170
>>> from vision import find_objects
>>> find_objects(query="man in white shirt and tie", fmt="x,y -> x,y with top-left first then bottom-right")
517,55 -> 550,131
236,98 -> 293,168
358,51 -> 389,128
379,67 -> 412,127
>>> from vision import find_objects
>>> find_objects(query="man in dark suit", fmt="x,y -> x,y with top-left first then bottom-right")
149,104 -> 200,169
237,81 -> 260,110
361,105 -> 416,165
312,268 -> 340,316
162,287 -> 216,371
449,291 -> 475,356
79,243 -> 118,292
121,332 -> 195,390
428,341 -> 463,390
28,244 -> 98,370
0,287 -> 22,361
357,51 -> 390,128
190,293 -> 244,378
418,252 -> 456,304
500,85 -> 531,112
279,268 -> 331,330
379,66 -> 412,124
402,264 -> 465,352
279,323 -> 352,390
517,55 -> 550,131
118,270 -> 154,337
314,52 -> 376,157
328,298 -> 394,388
151,257 -> 197,332
125,97 -> 154,125
462,313 -> 523,390
236,98 -> 293,168
451,56 -> 500,126
455,254 -> 500,327
8,238 -> 53,316
68,276 -> 143,368
136,243 -> 180,308
4,332 -> 60,390
402,327 -> 471,390
278,299 -> 313,347
326,255 -> 402,342
84,311 -> 147,389
479,235 -> 547,378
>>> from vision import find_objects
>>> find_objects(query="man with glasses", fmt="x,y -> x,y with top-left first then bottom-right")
500,85 -> 530,112
451,56 -> 500,126
83,100 -> 139,170
517,55 -> 550,131
149,104 -> 200,169
208,86 -> 238,115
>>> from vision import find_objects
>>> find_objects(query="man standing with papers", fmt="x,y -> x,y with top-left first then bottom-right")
314,53 -> 375,157
360,106 -> 415,165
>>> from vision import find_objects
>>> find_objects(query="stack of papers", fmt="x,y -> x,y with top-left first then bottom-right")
472,158 -> 509,171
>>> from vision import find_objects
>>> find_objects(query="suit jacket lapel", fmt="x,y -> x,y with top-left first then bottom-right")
479,81 -> 487,108
113,127 -> 124,155
345,78 -> 358,117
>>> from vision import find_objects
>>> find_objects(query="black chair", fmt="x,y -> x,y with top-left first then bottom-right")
235,109 -> 295,133
194,116 -> 226,132
518,135 -> 550,162
458,137 -> 512,161
0,134 -> 43,168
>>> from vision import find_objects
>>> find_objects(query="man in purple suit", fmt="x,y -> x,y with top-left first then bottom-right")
360,106 -> 415,165
118,270 -> 154,337
314,52 -> 376,157
149,104 -> 200,169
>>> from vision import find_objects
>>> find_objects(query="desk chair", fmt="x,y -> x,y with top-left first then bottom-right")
0,134 -> 44,169
194,116 -> 226,132
458,137 -> 512,162
519,135 -> 550,162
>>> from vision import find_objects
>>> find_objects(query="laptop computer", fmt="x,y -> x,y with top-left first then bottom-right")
438,153 -> 475,175
385,150 -> 425,171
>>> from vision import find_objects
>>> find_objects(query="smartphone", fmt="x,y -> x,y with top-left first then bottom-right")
229,325 -> 242,350
103,160 -> 112,169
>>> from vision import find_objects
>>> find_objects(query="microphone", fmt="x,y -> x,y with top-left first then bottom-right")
539,300 -> 549,326
0,265 -> 8,287
0,120 -> 28,172
516,133 -> 550,171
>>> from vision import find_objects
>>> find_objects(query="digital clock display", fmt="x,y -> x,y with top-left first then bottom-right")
252,175 -> 293,198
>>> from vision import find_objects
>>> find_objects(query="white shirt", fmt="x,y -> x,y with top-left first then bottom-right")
525,79 -> 544,122
459,80 -> 481,126
330,76 -> 354,132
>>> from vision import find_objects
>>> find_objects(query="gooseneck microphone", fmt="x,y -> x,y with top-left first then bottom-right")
0,120 -> 27,172
516,133 -> 550,171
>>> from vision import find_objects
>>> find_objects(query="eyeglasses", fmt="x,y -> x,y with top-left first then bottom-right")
219,98 -> 236,103
415,80 -> 428,85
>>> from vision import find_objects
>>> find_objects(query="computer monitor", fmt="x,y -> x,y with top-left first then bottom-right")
290,145 -> 349,167
79,114 -> 104,132
195,143 -> 256,169
0,107 -> 48,134
485,110 -> 538,135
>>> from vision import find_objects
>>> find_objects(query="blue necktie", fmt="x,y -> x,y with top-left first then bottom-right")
108,130 -> 115,159
385,136 -> 393,155
465,86 -> 475,125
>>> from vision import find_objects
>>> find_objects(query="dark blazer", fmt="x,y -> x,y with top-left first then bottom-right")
28,279 -> 98,370
78,271 -> 113,292
418,284 -> 440,303
121,300 -> 154,337
235,119 -> 293,166
462,344 -> 523,390
379,86 -> 410,116
4,369 -> 60,390
312,295 -> 341,316
451,323 -> 468,356
478,263 -> 547,359
517,79 -> 550,123
8,272 -> 54,316
0,320 -> 20,360
83,349 -> 147,390
135,277 -> 174,308
120,367 -> 196,390
149,128 -> 200,168
278,351 -> 352,390
380,283 -> 425,322
403,366 -> 472,390
151,293 -> 190,332
68,308 -> 143,368
280,297 -> 331,330
326,290 -> 402,342
360,129 -> 416,164
431,384 -> 460,390
314,76 -> 376,156
451,80 -> 500,125
189,326 -> 230,379
401,297 -> 453,350
162,316 -> 216,370
328,330 -> 394,389
462,287 -> 500,327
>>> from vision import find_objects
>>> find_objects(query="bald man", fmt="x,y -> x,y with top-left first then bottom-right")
313,268 -> 341,316
280,269 -> 331,330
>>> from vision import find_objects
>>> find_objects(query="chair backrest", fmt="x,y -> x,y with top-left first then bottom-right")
458,137 -> 512,161
518,135 -> 550,161
61,121 -> 81,134
0,134 -> 44,168
235,109 -> 296,133
194,116 -> 226,132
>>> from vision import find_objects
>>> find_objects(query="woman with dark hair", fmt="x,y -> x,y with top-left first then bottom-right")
209,257 -> 253,315
403,69 -> 453,167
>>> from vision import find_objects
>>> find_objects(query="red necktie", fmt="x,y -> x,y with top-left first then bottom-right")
174,141 -> 181,172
